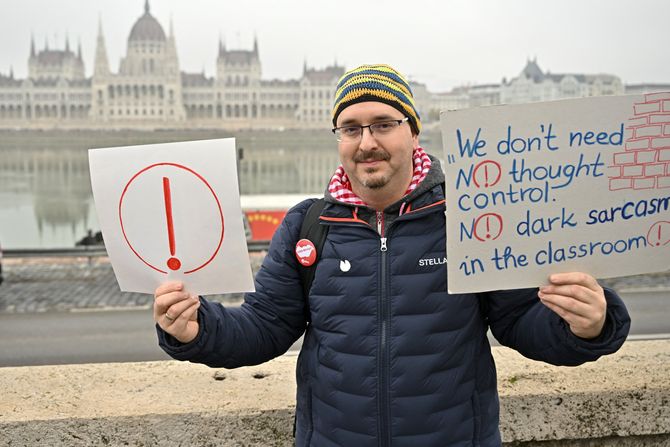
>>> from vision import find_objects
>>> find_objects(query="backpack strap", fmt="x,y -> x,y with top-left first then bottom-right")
298,198 -> 329,316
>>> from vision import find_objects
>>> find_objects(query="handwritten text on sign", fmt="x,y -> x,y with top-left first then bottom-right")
441,94 -> 670,293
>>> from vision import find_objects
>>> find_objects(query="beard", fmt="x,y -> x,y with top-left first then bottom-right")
355,149 -> 391,189
362,170 -> 390,189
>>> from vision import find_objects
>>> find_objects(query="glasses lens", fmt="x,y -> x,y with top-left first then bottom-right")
337,127 -> 362,142
370,120 -> 400,134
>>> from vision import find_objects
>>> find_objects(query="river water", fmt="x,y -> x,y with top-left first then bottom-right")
0,129 -> 442,248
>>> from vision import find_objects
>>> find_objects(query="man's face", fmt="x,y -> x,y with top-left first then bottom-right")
336,101 -> 419,193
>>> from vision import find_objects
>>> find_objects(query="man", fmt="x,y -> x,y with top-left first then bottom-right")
154,64 -> 630,446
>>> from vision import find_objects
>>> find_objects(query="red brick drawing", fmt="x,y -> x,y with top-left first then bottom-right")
609,92 -> 670,190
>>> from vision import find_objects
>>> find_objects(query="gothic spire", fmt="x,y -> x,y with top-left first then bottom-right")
94,16 -> 110,76
145,0 -> 150,14
218,35 -> 225,56
30,34 -> 36,57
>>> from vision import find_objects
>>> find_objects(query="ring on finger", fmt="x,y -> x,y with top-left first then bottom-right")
165,312 -> 175,321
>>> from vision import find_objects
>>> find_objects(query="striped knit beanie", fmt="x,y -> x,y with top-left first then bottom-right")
332,64 -> 421,134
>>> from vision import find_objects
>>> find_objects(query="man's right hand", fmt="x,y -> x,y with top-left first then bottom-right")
154,281 -> 201,344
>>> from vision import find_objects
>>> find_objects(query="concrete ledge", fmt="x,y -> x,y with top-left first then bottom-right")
1,340 -> 668,446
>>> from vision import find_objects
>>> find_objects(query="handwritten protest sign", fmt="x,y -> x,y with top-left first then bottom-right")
89,138 -> 254,295
441,93 -> 670,293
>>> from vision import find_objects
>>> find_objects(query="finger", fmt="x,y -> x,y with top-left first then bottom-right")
538,292 -> 593,319
189,297 -> 200,321
540,299 -> 592,328
170,301 -> 201,334
548,272 -> 600,291
164,295 -> 199,322
154,281 -> 184,298
153,290 -> 191,320
539,283 -> 596,305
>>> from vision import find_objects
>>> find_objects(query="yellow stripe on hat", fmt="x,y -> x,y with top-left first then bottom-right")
332,63 -> 421,133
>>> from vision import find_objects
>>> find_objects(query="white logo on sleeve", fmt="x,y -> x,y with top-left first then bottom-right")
339,260 -> 351,272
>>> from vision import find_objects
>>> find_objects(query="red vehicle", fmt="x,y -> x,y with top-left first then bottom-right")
241,194 -> 314,242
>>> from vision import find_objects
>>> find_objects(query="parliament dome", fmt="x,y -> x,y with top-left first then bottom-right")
128,0 -> 166,42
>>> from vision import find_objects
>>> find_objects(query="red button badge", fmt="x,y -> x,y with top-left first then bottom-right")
295,239 -> 317,266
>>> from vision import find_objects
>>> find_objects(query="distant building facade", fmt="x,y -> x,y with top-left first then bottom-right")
0,0 -> 343,130
426,58 -> 628,119
0,3 -> 666,130
500,58 -> 624,104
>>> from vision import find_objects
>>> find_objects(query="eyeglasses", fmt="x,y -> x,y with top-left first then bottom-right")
332,117 -> 409,143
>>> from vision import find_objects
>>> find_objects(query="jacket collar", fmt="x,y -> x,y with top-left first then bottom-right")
322,154 -> 445,218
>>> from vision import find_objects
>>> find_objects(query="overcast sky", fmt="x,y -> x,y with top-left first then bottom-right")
1,0 -> 669,92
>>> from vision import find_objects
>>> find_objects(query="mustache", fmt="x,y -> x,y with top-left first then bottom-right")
353,150 -> 390,163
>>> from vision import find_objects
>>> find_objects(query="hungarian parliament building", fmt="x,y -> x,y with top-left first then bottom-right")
0,1 -> 667,130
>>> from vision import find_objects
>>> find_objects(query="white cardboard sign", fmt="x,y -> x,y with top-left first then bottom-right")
89,138 -> 255,295
441,93 -> 670,293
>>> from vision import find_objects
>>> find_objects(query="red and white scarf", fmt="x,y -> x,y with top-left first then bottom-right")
328,147 -> 432,206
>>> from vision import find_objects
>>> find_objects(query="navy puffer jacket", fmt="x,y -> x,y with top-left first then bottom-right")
158,165 -> 630,446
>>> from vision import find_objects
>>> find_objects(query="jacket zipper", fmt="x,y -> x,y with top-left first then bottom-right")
376,211 -> 391,447
323,205 -> 443,446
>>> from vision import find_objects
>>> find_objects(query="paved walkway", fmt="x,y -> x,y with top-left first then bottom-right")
0,255 -> 668,314
0,255 -> 264,314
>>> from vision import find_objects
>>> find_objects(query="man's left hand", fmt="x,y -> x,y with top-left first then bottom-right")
538,272 -> 607,339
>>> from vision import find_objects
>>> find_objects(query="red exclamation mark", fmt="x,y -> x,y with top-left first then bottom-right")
485,216 -> 491,239
484,164 -> 490,187
658,224 -> 663,247
163,177 -> 181,271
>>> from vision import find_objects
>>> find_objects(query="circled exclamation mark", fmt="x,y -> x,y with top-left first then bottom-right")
163,177 -> 181,271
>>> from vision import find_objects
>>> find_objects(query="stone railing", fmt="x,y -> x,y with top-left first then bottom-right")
1,340 -> 668,446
